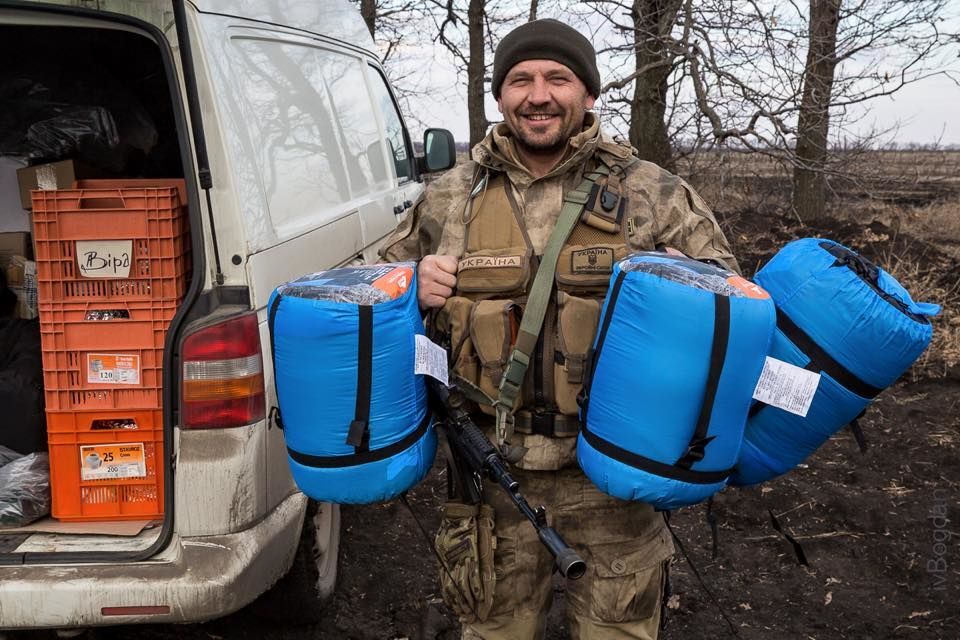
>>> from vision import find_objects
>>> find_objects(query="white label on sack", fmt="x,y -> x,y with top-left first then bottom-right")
414,334 -> 449,386
76,240 -> 133,278
752,356 -> 821,417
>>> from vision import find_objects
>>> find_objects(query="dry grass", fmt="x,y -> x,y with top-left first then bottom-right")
882,248 -> 960,379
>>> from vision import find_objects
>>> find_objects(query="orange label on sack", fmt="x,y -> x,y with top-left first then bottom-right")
726,276 -> 770,300
87,353 -> 141,385
372,266 -> 414,299
79,443 -> 146,481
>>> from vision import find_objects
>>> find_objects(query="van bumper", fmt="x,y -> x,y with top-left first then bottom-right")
0,492 -> 307,629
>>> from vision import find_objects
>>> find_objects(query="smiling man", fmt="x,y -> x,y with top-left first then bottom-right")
382,19 -> 737,640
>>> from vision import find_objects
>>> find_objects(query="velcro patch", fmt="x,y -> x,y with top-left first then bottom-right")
459,255 -> 523,270
571,247 -> 614,273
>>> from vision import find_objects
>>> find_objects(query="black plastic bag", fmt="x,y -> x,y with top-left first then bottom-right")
0,447 -> 51,528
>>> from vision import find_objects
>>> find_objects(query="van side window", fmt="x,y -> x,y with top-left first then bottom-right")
367,66 -> 413,183
228,39 -> 388,235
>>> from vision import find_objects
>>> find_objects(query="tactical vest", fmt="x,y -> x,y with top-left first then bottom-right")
436,158 -> 634,442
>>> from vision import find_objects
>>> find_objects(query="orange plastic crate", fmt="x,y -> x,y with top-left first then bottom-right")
47,409 -> 164,522
32,181 -> 190,303
39,299 -> 178,411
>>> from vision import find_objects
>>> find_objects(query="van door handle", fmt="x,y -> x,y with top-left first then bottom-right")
403,200 -> 413,209
393,205 -> 404,215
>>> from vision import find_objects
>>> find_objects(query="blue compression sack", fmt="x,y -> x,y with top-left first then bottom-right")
578,253 -> 776,510
730,239 -> 938,486
267,263 -> 436,504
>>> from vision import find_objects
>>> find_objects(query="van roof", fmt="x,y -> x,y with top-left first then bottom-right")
193,0 -> 376,53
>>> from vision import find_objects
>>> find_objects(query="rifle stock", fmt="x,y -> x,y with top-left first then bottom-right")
429,379 -> 587,580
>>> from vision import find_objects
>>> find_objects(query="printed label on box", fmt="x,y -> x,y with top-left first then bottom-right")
79,443 -> 147,481
76,240 -> 133,278
87,353 -> 141,385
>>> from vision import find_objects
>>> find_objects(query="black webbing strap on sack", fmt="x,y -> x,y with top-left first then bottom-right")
676,294 -> 730,470
580,425 -> 733,484
768,508 -> 809,566
579,274 -> 734,484
580,270 -> 627,424
267,293 -> 285,427
289,411 -> 431,468
775,309 -> 882,399
346,305 -> 373,453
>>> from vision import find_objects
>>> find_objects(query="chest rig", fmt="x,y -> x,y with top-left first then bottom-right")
436,156 -> 637,449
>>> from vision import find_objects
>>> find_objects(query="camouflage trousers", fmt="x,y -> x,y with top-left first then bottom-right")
439,465 -> 674,640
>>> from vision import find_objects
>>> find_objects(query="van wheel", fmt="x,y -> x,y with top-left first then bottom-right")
253,499 -> 340,624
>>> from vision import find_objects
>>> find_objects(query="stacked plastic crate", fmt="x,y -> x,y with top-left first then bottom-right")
33,179 -> 189,521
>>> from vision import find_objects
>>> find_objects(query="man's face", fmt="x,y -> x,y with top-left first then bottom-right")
497,59 -> 596,156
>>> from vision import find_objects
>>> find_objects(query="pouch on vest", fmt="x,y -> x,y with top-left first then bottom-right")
555,292 -> 601,415
471,299 -> 520,408
440,296 -> 479,389
436,296 -> 524,415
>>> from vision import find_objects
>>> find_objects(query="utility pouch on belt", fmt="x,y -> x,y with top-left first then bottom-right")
435,501 -> 497,623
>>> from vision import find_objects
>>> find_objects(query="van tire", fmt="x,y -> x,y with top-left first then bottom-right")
252,499 -> 340,624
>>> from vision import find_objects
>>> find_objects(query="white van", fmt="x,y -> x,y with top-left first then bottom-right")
0,0 -> 454,629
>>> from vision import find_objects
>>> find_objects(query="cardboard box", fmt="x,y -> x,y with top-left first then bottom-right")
1,156 -> 30,232
0,231 -> 31,262
6,256 -> 37,319
16,159 -> 87,210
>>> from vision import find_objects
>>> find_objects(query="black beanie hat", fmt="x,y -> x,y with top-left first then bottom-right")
492,19 -> 601,99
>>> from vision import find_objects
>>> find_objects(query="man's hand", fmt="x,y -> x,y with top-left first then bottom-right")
418,255 -> 458,309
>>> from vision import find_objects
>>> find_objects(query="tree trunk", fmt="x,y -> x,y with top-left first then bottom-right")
629,0 -> 682,170
467,0 -> 488,147
529,0 -> 539,22
792,0 -> 841,221
360,0 -> 376,38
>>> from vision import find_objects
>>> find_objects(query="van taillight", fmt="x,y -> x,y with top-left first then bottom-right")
181,312 -> 265,429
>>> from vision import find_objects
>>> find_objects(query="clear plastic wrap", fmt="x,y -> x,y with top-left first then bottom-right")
278,262 -> 416,305
0,450 -> 51,528
620,253 -> 746,298
0,444 -> 20,467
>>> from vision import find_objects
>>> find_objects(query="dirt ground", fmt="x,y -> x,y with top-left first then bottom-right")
10,171 -> 960,640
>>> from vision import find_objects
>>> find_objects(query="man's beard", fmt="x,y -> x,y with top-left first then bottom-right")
515,129 -> 568,156
511,108 -> 585,156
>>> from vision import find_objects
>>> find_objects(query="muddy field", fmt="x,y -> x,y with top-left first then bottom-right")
9,168 -> 960,640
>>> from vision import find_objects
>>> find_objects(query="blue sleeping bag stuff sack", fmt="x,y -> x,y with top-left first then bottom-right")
730,238 -> 939,487
578,253 -> 776,510
267,263 -> 436,504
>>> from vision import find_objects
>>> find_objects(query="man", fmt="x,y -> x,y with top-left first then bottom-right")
381,19 -> 738,640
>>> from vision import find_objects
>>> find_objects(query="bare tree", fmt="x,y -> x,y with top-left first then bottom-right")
584,0 -> 957,217
467,0 -> 488,146
431,0 -> 523,146
792,0 -> 841,221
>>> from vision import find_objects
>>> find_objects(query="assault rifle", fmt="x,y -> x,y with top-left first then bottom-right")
429,379 -> 587,579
